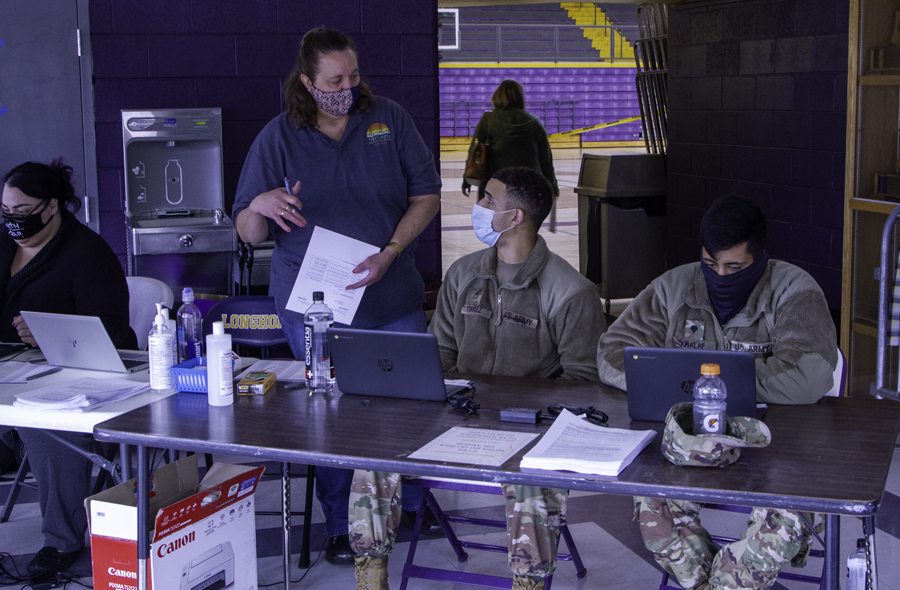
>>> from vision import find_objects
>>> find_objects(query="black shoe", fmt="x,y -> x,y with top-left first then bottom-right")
26,546 -> 83,578
324,534 -> 355,565
402,506 -> 444,538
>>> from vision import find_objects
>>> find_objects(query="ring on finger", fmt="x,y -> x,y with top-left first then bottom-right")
279,211 -> 285,217
290,207 -> 297,214
283,205 -> 290,212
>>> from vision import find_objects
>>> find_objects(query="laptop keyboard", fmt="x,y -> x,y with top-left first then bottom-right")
121,358 -> 147,369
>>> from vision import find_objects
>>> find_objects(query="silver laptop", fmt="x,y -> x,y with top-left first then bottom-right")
328,328 -> 452,401
20,311 -> 149,373
623,347 -> 759,422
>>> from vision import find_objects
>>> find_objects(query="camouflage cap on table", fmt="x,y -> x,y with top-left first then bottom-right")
661,402 -> 771,467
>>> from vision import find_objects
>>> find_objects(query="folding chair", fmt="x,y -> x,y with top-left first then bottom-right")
201,296 -> 315,567
401,477 -> 586,590
201,296 -> 289,359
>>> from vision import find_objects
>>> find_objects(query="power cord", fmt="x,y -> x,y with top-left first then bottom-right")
258,535 -> 326,587
446,396 -> 609,426
546,404 -> 609,426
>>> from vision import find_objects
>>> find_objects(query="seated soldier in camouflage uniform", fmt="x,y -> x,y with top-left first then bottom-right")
597,194 -> 837,590
350,167 -> 607,590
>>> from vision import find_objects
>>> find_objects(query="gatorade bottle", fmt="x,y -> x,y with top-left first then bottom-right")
692,363 -> 727,434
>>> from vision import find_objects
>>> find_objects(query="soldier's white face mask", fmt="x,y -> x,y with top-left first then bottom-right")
471,203 -> 517,247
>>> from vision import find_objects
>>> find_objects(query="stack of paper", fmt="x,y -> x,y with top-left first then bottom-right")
520,409 -> 656,476
14,378 -> 149,412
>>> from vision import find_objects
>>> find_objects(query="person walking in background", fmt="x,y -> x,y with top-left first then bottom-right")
462,80 -> 559,201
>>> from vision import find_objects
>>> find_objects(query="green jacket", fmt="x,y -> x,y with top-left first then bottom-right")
596,261 -> 837,404
463,108 -> 558,197
429,236 -> 605,381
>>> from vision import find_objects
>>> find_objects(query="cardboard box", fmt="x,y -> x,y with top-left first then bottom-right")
86,455 -> 264,590
237,372 -> 276,395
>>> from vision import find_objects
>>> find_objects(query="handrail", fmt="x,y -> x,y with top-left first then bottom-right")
873,204 -> 900,401
441,23 -> 640,63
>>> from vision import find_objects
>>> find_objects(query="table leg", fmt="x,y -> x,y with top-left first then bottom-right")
864,514 -> 879,590
120,443 -> 131,481
138,445 -> 150,590
824,513 -> 840,590
282,462 -> 291,589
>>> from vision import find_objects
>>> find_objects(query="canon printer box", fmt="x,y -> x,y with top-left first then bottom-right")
86,454 -> 264,590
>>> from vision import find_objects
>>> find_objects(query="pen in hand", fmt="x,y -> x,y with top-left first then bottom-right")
26,367 -> 62,381
283,176 -> 291,193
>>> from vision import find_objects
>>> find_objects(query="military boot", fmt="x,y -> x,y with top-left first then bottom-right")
512,575 -> 546,590
354,555 -> 389,590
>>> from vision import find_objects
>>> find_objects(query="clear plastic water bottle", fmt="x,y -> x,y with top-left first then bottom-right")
847,538 -> 868,590
176,287 -> 203,363
692,363 -> 727,434
304,291 -> 334,393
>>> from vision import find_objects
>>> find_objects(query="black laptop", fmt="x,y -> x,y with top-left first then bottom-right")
328,328 -> 455,401
623,347 -> 759,422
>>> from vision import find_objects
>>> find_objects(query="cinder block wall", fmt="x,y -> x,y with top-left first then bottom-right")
88,0 -> 441,280
666,0 -> 848,309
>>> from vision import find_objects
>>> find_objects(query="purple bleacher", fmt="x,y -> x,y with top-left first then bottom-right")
439,66 -> 641,140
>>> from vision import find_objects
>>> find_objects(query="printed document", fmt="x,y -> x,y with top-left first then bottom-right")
520,409 -> 656,476
285,226 -> 380,324
14,378 -> 149,412
235,359 -> 306,382
0,362 -> 59,384
408,427 -> 539,467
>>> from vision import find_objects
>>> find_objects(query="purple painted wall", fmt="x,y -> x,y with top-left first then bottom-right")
666,0 -> 847,309
89,0 -> 442,281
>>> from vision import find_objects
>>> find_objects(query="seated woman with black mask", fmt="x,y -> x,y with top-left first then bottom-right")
1,159 -> 136,580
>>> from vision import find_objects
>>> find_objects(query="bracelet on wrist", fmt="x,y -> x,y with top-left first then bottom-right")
386,241 -> 403,255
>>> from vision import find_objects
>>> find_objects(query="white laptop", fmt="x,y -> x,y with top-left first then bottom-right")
20,311 -> 149,373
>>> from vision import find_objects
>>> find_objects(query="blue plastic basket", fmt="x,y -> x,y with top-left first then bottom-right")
171,357 -> 209,393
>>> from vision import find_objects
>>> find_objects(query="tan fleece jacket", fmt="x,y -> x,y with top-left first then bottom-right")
429,236 -> 606,381
596,261 -> 837,404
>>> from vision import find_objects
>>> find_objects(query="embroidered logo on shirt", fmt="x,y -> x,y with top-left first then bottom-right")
462,304 -> 491,319
672,337 -> 712,350
366,123 -> 391,145
501,310 -> 538,329
683,320 -> 705,342
729,341 -> 773,354
468,289 -> 485,305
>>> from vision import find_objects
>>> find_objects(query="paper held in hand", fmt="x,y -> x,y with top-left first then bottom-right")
520,409 -> 656,476
285,226 -> 380,325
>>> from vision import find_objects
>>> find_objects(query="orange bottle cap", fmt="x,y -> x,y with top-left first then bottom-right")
700,363 -> 720,376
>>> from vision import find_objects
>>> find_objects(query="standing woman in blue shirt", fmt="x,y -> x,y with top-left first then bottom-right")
232,28 -> 442,565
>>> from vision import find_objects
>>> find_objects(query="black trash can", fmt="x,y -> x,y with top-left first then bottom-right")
575,154 -> 667,306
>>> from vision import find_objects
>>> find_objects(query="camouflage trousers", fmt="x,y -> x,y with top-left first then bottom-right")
634,496 -> 821,590
349,470 -> 568,578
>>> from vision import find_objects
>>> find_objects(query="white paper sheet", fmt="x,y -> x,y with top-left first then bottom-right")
0,362 -> 60,384
408,426 -> 539,467
14,378 -> 149,412
285,226 -> 381,325
234,359 -> 307,382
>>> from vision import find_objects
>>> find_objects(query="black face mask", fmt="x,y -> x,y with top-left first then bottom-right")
2,199 -> 52,240
700,252 -> 770,324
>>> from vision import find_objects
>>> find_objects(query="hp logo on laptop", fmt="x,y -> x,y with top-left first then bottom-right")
377,358 -> 393,372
